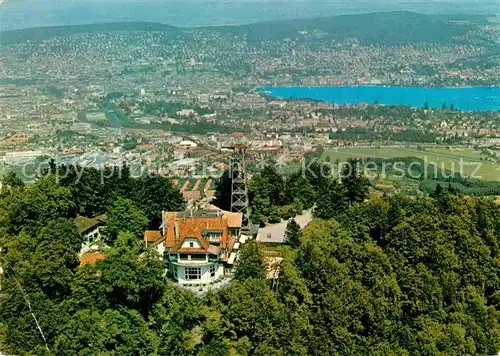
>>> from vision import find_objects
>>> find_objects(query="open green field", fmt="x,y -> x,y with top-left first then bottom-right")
322,147 -> 499,181
424,147 -> 484,160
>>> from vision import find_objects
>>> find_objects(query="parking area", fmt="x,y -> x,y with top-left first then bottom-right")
256,210 -> 313,243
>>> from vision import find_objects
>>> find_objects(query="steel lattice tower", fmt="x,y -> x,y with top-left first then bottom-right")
230,144 -> 249,217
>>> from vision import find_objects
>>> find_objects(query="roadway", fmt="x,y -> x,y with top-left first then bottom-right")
256,210 -> 313,243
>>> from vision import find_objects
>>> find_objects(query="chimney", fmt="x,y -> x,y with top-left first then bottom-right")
161,210 -> 165,236
174,218 -> 179,242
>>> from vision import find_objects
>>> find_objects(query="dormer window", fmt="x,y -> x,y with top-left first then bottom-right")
202,230 -> 222,243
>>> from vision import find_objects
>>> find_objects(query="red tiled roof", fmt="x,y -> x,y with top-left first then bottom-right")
79,252 -> 107,266
203,179 -> 213,192
144,230 -> 162,243
180,180 -> 191,192
170,247 -> 209,254
182,190 -> 201,200
162,212 -> 236,256
192,179 -> 201,191
152,235 -> 166,248
223,212 -> 243,228
222,236 -> 236,261
163,212 -> 178,248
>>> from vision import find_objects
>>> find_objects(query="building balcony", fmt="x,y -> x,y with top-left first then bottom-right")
172,259 -> 212,266
206,236 -> 221,243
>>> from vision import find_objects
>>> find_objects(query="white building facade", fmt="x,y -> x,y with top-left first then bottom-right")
144,210 -> 244,287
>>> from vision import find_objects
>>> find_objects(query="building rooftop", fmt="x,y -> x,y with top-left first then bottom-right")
79,252 -> 107,266
144,230 -> 162,243
74,214 -> 106,234
147,209 -> 243,260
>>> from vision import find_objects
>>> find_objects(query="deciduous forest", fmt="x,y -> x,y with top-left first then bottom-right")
0,164 -> 498,355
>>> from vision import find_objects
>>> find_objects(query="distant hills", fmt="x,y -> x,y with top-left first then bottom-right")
214,11 -> 490,45
0,22 -> 177,45
0,11 -> 491,46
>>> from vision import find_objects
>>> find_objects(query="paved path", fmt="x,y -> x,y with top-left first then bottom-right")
256,210 -> 312,243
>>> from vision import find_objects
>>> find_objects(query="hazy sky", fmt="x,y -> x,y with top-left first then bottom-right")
0,0 -> 498,31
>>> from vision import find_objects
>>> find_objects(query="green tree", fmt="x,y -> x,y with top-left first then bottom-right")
30,219 -> 83,297
69,232 -> 166,318
54,308 -> 159,355
151,284 -> 203,354
430,183 -> 444,198
0,285 -> 69,354
304,160 -> 331,190
283,171 -> 315,209
2,158 -> 499,355
248,166 -> 285,222
133,175 -> 185,228
313,179 -> 348,219
284,219 -> 301,248
213,278 -> 309,355
105,198 -> 148,243
213,169 -> 232,211
0,213 -> 81,352
51,164 -> 110,217
1,171 -> 24,189
0,175 -> 76,235
234,240 -> 266,281
341,158 -> 370,205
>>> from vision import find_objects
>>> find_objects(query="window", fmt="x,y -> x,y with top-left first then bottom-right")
189,242 -> 194,248
185,267 -> 201,280
190,254 -> 206,261
181,254 -> 205,261
205,231 -> 222,243
210,264 -> 216,277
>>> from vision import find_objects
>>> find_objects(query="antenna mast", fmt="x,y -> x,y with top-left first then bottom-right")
230,144 -> 249,216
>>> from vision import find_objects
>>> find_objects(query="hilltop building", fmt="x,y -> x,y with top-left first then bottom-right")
74,214 -> 107,255
144,209 -> 245,286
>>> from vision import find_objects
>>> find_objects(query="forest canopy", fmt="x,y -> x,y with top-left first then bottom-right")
0,166 -> 499,355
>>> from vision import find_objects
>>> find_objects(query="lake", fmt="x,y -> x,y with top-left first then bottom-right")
259,86 -> 500,112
